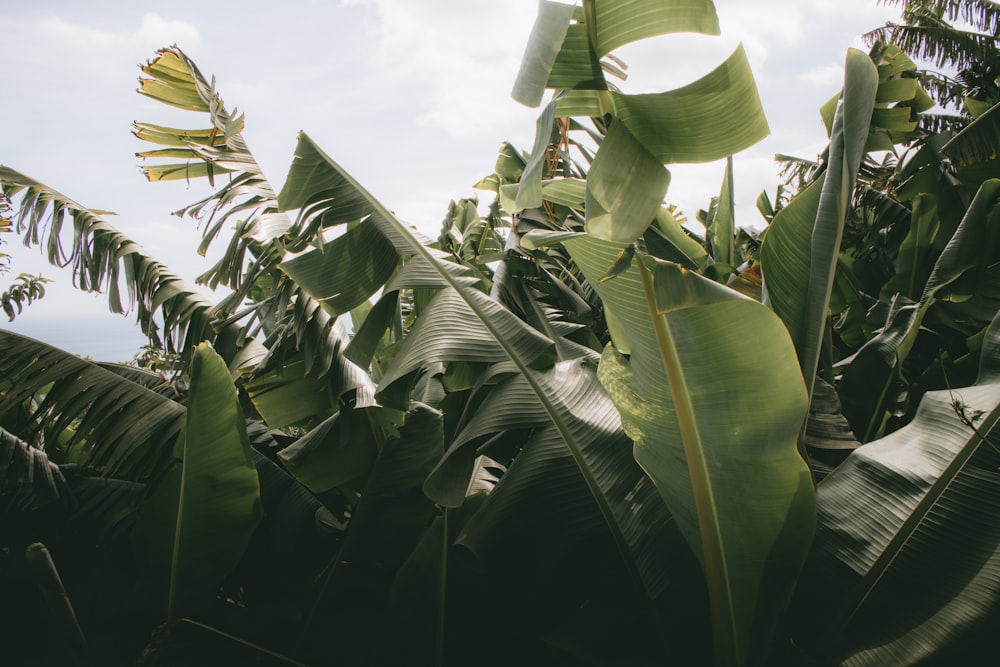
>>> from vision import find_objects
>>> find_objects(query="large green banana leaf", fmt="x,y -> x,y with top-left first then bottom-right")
589,0 -> 720,55
0,331 -> 185,479
131,342 -> 262,621
563,234 -> 814,667
790,312 -> 1000,666
610,46 -> 768,164
380,494 -> 488,667
278,220 -> 398,318
760,49 -> 878,397
294,403 -> 442,664
454,360 -> 678,599
513,0 -> 720,106
584,119 -> 670,244
516,44 -> 769,210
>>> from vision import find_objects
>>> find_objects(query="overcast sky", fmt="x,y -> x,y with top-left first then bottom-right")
1,0 -> 901,361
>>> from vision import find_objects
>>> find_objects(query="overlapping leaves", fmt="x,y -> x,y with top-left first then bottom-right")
791,311 -> 1000,665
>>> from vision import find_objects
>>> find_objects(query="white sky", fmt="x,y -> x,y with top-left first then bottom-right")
0,0 -> 901,360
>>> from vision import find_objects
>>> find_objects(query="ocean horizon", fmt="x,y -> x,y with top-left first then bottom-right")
3,311 -> 152,364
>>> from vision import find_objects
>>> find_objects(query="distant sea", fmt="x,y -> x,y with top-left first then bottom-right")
3,312 -> 150,364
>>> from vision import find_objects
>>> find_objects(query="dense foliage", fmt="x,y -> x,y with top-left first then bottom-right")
2,1 -> 999,665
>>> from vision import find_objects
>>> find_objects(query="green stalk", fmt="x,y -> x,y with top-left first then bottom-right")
434,509 -> 449,667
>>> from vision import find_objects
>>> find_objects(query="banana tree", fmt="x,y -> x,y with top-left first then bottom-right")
506,2 -> 819,665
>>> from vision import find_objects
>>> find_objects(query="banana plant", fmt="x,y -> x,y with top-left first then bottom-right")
271,128 -> 679,630
509,2 -> 815,665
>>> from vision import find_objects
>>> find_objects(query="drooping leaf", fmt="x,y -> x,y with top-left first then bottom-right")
0,167 -> 223,360
0,273 -> 50,322
0,331 -> 185,479
584,119 -> 670,244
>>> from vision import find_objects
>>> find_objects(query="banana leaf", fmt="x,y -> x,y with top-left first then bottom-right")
294,403 -> 442,664
584,119 -> 670,244
0,331 -> 185,479
564,234 -> 815,667
0,425 -> 69,511
512,0 -> 720,107
790,311 -> 1000,666
0,168 -> 223,361
131,342 -> 262,621
760,49 -> 879,400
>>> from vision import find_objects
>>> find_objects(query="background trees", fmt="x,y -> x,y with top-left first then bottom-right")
1,1 -> 999,665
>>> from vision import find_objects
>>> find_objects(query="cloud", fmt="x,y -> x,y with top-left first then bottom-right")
332,0 -> 539,137
132,13 -> 201,50
1,12 -> 200,89
797,63 -> 852,88
13,13 -> 198,63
